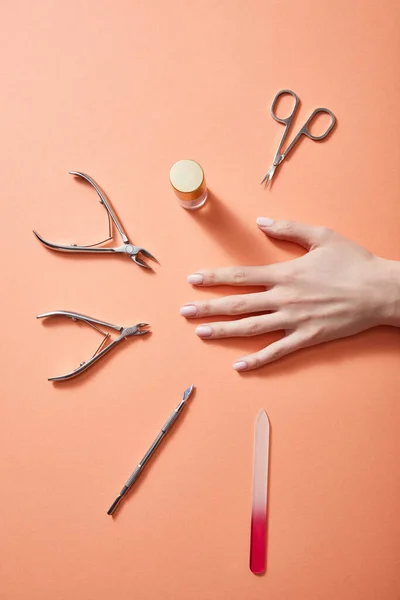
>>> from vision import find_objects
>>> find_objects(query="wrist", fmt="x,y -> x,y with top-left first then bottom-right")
373,258 -> 400,327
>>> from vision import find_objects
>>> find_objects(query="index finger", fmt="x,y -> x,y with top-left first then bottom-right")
187,265 -> 284,287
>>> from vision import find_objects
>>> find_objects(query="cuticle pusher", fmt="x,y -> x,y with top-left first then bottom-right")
107,384 -> 195,516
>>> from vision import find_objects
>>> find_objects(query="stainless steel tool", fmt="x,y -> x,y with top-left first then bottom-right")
37,310 -> 150,381
261,89 -> 336,187
107,384 -> 195,516
33,171 -> 156,268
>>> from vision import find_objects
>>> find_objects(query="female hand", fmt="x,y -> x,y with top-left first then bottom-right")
180,218 -> 400,371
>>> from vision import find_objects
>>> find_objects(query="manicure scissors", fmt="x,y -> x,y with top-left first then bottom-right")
261,89 -> 336,187
33,171 -> 156,269
37,310 -> 150,381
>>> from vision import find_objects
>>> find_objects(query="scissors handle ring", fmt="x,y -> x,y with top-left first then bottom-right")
302,108 -> 336,141
270,89 -> 299,124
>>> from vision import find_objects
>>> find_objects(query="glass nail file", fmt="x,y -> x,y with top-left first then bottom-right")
107,384 -> 195,516
250,409 -> 270,574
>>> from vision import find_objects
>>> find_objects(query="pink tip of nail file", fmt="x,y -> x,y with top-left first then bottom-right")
250,409 -> 270,575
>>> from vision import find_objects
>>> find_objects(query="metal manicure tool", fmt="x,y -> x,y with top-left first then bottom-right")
261,89 -> 336,187
37,310 -> 150,381
107,384 -> 195,516
33,171 -> 156,269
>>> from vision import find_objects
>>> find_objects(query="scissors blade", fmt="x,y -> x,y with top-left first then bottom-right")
260,164 -> 277,187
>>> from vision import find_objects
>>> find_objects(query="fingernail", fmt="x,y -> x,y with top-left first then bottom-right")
180,305 -> 197,317
257,217 -> 274,227
233,360 -> 248,371
187,273 -> 204,285
196,325 -> 212,338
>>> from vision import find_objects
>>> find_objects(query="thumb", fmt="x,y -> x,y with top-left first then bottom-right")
256,217 -> 327,250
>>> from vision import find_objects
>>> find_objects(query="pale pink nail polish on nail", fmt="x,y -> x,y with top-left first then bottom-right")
196,325 -> 212,337
256,217 -> 274,227
187,274 -> 203,285
233,361 -> 248,371
180,305 -> 197,317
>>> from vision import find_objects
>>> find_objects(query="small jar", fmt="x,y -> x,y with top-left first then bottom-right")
169,159 -> 208,210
